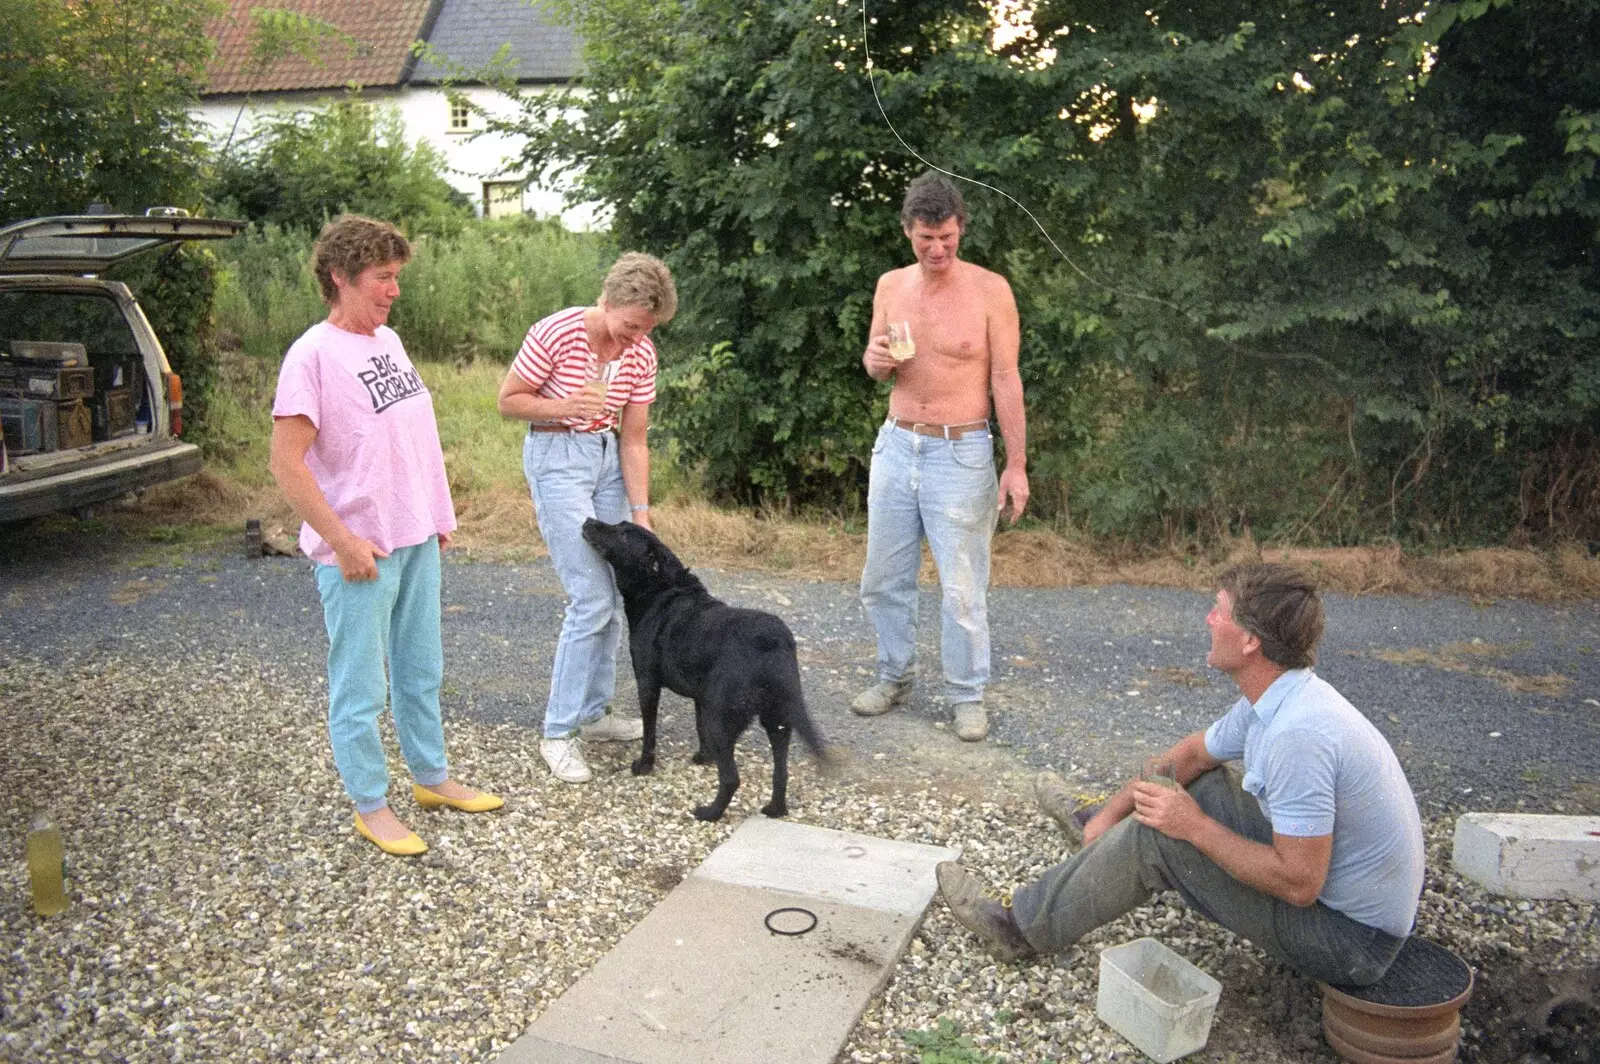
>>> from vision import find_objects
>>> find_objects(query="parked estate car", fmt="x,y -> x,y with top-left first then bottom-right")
0,211 -> 243,521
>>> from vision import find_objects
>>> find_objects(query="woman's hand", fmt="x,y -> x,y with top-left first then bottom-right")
567,386 -> 607,420
333,535 -> 388,582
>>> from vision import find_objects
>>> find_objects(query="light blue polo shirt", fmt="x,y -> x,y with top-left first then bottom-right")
1204,669 -> 1425,937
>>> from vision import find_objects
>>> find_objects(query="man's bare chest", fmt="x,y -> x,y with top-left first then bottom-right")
889,289 -> 989,363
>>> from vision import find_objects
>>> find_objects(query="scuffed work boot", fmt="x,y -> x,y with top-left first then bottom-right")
952,701 -> 989,742
935,861 -> 1036,963
851,678 -> 913,717
1034,770 -> 1102,848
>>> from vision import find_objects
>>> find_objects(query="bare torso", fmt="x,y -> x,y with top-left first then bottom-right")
874,260 -> 1005,425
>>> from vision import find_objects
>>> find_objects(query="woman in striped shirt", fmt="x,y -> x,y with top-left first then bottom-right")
496,253 -> 677,785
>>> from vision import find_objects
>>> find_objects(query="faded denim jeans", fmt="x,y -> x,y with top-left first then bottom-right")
523,430 -> 631,738
1009,767 -> 1407,986
859,419 -> 998,705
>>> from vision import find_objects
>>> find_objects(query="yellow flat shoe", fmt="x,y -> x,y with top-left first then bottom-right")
412,783 -> 505,813
354,812 -> 427,856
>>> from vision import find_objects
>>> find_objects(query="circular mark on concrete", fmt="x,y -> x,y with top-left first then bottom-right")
765,907 -> 818,936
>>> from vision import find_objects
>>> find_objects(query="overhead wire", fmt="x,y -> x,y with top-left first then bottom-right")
858,0 -> 1190,316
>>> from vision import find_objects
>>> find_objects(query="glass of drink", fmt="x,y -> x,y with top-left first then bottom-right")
886,321 -> 916,361
583,360 -> 610,404
1138,756 -> 1177,789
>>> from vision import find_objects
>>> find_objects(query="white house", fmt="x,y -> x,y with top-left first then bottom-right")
194,0 -> 599,229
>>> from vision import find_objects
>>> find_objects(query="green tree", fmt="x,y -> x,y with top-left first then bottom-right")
210,95 -> 474,236
494,0 -> 999,504
501,0 -> 1600,544
0,0 -> 229,432
0,0 -> 217,219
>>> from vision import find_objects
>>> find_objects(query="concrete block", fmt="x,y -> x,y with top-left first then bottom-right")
1452,813 -> 1600,902
692,816 -> 954,914
497,818 -> 959,1064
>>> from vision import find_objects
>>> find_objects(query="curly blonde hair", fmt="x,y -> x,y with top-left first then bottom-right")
311,215 -> 412,305
601,252 -> 677,323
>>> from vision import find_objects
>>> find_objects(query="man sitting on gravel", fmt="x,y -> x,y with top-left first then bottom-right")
936,563 -> 1426,986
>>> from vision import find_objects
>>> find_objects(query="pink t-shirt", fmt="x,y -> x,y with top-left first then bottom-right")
511,306 -> 657,432
272,320 -> 457,565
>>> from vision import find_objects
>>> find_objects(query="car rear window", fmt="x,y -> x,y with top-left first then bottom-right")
0,290 -> 139,356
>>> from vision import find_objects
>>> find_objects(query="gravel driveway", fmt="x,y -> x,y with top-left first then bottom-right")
2,524 -> 1596,1063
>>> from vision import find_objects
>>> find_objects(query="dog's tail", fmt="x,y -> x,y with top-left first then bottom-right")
792,701 -> 833,767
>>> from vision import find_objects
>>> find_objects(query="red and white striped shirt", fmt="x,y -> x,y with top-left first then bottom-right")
510,306 -> 658,432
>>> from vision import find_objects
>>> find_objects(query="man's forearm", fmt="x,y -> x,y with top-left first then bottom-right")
1183,818 -> 1324,907
991,370 -> 1026,467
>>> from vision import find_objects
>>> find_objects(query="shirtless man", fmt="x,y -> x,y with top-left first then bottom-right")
852,172 -> 1028,742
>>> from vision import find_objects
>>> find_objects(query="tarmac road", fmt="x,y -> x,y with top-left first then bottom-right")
2,526 -> 1597,817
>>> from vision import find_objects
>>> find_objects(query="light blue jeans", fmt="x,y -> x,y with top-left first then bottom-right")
859,420 -> 998,705
315,539 -> 450,814
523,429 -> 631,738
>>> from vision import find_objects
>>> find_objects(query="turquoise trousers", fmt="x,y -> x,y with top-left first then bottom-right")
315,538 -> 450,812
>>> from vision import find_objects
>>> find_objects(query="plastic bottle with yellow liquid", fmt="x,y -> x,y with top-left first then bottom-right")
26,812 -> 67,916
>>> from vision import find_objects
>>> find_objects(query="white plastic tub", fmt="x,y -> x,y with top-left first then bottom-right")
1096,937 -> 1222,1062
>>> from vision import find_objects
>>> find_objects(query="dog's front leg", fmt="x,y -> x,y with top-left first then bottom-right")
632,668 -> 661,776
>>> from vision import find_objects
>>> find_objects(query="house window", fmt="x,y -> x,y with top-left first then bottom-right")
484,181 -> 524,219
448,99 -> 470,132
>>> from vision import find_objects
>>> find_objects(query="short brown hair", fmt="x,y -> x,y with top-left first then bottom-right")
1217,563 -> 1325,669
602,252 -> 677,323
900,171 -> 968,230
311,215 -> 412,305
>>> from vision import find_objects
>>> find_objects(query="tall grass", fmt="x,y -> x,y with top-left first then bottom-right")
204,354 -> 530,493
214,217 -> 611,364
213,227 -> 323,363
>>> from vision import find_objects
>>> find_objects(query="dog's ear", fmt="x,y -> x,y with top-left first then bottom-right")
649,537 -> 689,582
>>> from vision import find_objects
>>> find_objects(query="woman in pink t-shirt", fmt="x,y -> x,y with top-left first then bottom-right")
496,253 -> 677,785
270,215 -> 502,857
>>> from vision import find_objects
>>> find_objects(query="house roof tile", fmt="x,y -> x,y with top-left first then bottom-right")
204,0 -> 581,96
411,0 -> 582,83
205,0 -> 438,95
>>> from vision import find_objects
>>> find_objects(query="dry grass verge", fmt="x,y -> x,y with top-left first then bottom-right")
127,473 -> 1600,602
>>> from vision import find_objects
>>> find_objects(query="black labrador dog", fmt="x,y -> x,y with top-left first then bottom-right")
581,518 -> 828,821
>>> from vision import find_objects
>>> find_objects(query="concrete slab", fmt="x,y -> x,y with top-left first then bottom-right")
1452,812 -> 1600,901
693,815 -> 956,913
497,818 -> 959,1064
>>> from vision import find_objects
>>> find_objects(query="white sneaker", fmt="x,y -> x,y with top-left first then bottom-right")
540,737 -> 593,784
578,713 -> 644,742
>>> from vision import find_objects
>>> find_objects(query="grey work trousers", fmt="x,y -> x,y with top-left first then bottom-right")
1008,767 -> 1406,986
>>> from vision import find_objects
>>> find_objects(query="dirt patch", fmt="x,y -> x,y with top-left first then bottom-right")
1360,641 -> 1574,697
1150,665 -> 1210,688
1461,948 -> 1600,1064
109,577 -> 166,605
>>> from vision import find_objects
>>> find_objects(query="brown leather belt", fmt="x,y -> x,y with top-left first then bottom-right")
886,416 -> 991,440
